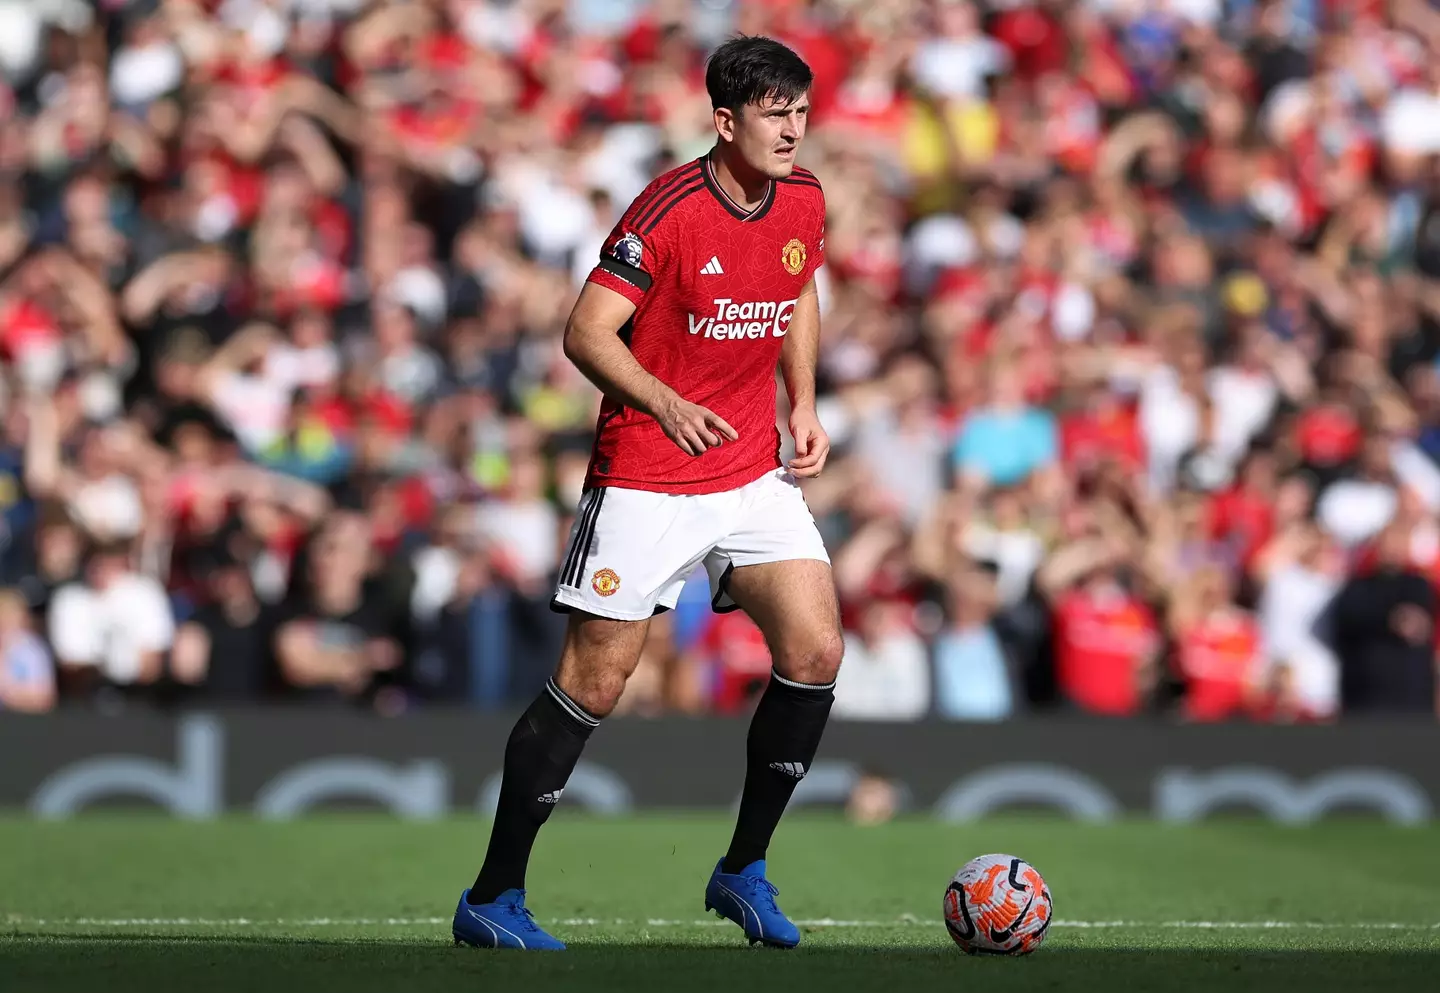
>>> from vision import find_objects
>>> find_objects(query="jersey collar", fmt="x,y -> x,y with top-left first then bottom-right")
701,152 -> 776,222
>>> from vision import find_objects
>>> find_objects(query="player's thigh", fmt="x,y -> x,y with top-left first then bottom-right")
721,558 -> 844,685
709,471 -> 843,685
554,611 -> 652,718
552,486 -> 720,712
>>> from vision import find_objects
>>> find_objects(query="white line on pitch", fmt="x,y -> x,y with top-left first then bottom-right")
11,918 -> 1440,930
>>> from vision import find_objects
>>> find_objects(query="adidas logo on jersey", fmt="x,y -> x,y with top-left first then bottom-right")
537,789 -> 564,804
701,256 -> 724,275
687,297 -> 797,341
769,761 -> 807,779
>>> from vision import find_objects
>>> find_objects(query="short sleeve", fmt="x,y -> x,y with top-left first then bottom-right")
803,189 -> 826,283
48,585 -> 101,666
586,220 -> 659,307
126,578 -> 176,652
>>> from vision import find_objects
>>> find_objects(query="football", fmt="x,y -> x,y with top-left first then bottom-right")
942,853 -> 1053,956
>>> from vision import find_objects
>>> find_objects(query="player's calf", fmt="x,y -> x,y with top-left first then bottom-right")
714,559 -> 843,879
466,678 -> 599,906
458,611 -> 649,943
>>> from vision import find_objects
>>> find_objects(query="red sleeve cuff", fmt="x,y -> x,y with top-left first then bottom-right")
803,250 -> 825,284
586,263 -> 649,307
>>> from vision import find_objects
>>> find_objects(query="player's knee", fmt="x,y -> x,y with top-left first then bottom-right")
560,669 -> 629,718
774,629 -> 844,686
555,654 -> 631,718
556,615 -> 647,717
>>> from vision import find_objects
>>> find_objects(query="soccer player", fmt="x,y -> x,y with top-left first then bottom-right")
451,35 -> 841,951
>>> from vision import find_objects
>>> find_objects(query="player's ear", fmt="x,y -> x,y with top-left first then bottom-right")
714,106 -> 737,143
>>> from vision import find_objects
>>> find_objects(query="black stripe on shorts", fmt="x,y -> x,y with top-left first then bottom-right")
561,489 -> 607,589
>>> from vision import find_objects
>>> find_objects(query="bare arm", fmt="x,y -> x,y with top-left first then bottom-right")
562,282 -> 737,455
1036,538 -> 1116,601
0,640 -> 56,713
195,321 -> 278,398
121,252 -> 212,324
562,282 -> 669,415
39,250 -> 131,365
22,395 -> 70,501
781,278 -> 830,476
170,622 -> 212,685
275,621 -> 369,690
0,681 -> 55,713
780,279 -> 820,412
833,518 -> 905,601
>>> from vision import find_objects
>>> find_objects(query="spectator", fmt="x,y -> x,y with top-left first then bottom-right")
1322,521 -> 1438,716
47,542 -> 175,698
1039,533 -> 1162,718
687,610 -> 773,716
933,558 -> 1017,721
272,512 -> 403,705
474,450 -> 559,596
0,0 -> 1437,722
1255,520 -> 1344,722
0,588 -> 55,713
953,362 -> 1058,492
833,600 -> 930,721
170,549 -> 274,703
1316,431 -> 1402,550
1169,565 -> 1266,723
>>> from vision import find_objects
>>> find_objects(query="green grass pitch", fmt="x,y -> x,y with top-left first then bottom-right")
2,814 -> 1438,991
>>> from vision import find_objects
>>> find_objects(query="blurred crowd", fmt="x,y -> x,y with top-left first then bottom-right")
1,0 -> 1439,721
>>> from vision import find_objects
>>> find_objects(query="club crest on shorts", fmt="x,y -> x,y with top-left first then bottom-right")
781,238 -> 806,276
591,568 -> 621,597
611,232 -> 644,268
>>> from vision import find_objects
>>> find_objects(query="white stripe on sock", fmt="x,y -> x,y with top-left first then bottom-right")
545,680 -> 600,727
770,669 -> 836,692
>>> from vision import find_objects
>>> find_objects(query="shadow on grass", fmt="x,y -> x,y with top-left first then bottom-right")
3,938 -> 1436,993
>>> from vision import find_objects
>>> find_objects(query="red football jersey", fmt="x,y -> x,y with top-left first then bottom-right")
583,155 -> 826,494
1053,588 -> 1160,717
1176,609 -> 1262,723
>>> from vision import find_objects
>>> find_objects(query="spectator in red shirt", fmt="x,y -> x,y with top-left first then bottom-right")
1170,565 -> 1265,723
1039,531 -> 1161,717
1061,379 -> 1144,476
687,609 -> 773,716
1207,447 -> 1279,573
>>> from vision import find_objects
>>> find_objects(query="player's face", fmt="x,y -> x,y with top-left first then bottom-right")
719,92 -> 809,179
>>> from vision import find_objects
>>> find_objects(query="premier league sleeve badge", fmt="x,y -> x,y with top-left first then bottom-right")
611,231 -> 644,268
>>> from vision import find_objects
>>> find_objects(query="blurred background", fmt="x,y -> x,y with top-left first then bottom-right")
1,0 -> 1439,729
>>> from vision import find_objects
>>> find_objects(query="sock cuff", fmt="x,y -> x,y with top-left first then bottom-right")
545,679 -> 602,729
770,668 -> 836,693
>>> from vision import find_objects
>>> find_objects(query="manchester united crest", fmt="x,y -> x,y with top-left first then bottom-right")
591,568 -> 621,597
781,238 -> 807,276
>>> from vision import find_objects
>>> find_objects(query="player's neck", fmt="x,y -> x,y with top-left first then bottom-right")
708,148 -> 771,211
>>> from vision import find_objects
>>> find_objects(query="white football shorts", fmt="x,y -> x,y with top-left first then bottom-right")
550,467 -> 831,621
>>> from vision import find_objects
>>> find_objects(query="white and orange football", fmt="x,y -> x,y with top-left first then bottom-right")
942,853 -> 1053,956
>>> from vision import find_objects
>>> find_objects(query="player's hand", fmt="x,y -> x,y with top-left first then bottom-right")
788,407 -> 830,478
656,396 -> 739,456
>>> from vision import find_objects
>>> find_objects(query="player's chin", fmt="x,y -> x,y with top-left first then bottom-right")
766,149 -> 799,177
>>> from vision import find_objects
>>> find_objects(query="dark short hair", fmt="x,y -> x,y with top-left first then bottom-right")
705,35 -> 813,113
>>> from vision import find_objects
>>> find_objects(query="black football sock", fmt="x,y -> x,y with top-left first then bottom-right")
722,669 -> 835,874
468,679 -> 598,904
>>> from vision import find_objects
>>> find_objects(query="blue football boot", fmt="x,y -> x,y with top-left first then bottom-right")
452,888 -> 566,950
704,858 -> 801,948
